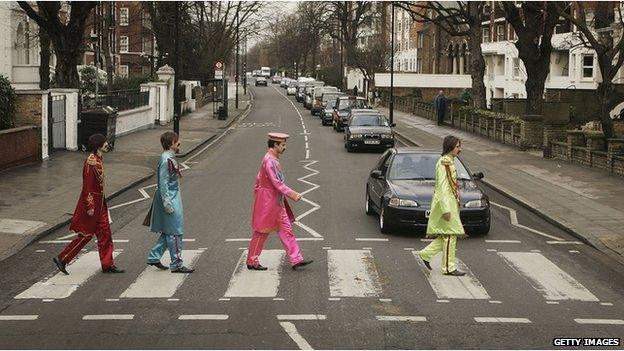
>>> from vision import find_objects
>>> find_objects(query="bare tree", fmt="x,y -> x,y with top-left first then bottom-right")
18,1 -> 97,88
501,1 -> 559,116
396,1 -> 487,109
555,2 -> 623,138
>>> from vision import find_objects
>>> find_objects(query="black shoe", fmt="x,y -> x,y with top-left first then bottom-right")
53,257 -> 68,275
102,266 -> 125,274
147,261 -> 169,270
421,257 -> 432,271
292,259 -> 313,270
171,266 -> 195,273
444,270 -> 466,276
247,264 -> 268,271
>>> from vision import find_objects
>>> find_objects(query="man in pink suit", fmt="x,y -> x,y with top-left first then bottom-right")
247,132 -> 314,271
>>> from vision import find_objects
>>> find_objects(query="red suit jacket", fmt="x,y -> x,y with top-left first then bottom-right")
69,153 -> 106,235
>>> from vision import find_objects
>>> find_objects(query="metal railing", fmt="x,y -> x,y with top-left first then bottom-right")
81,90 -> 149,112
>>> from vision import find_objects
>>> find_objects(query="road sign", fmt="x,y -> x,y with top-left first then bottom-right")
215,61 -> 223,70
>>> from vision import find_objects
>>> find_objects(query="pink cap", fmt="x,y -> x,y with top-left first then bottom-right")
268,132 -> 290,142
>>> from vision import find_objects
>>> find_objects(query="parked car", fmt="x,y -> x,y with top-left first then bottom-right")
344,112 -> 395,152
255,77 -> 268,86
271,76 -> 282,84
280,78 -> 291,88
287,81 -> 298,95
320,92 -> 346,124
365,148 -> 491,234
311,86 -> 339,115
332,96 -> 370,132
303,81 -> 324,109
296,85 -> 308,102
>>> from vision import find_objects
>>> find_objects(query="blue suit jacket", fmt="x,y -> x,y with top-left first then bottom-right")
150,151 -> 184,235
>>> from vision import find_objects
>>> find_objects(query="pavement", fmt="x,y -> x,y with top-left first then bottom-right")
381,106 -> 624,264
0,90 -> 251,262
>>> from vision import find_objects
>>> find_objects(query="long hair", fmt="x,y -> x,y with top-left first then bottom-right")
87,134 -> 107,153
442,135 -> 460,156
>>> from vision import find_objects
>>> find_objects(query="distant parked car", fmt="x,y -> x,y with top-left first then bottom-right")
332,96 -> 370,132
365,148 -> 491,234
255,77 -> 268,86
311,86 -> 339,116
280,78 -> 291,88
344,111 -> 395,152
287,81 -> 298,95
320,92 -> 346,125
271,76 -> 282,84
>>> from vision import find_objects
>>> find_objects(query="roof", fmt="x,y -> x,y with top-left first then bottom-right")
393,147 -> 439,154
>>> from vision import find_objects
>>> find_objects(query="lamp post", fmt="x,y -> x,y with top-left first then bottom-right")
316,64 -> 321,80
235,9 -> 239,109
390,2 -> 395,125
90,33 -> 99,104
173,2 -> 180,136
294,61 -> 298,79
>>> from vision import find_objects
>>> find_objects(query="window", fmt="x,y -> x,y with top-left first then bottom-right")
120,36 -> 129,53
119,65 -> 129,77
512,58 -> 520,77
120,8 -> 129,26
143,37 -> 152,53
417,58 -> 422,73
582,55 -> 594,78
497,24 -> 505,41
417,32 -> 424,48
482,27 -> 490,43
141,12 -> 151,29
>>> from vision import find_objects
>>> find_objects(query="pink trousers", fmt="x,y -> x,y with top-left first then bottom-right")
247,208 -> 304,266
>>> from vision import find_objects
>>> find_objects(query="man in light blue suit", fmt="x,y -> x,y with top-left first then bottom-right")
146,131 -> 194,273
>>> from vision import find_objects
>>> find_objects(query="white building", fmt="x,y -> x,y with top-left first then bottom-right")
0,2 -> 56,90
393,6 -> 418,73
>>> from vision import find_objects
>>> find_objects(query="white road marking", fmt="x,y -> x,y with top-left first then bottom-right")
546,301 -> 559,304
362,247 -> 372,250
498,252 -> 599,301
38,239 -> 129,244
574,318 -> 624,325
83,314 -> 134,320
546,241 -> 583,245
328,250 -> 383,298
485,240 -> 521,243
569,250 -> 580,253
375,316 -> 426,322
0,315 -> 38,321
15,251 -> 120,299
36,250 -> 46,253
178,315 -> 229,320
277,315 -> 326,320
414,251 -> 491,300
600,302 -> 613,306
328,297 -> 341,301
474,317 -> 531,323
279,322 -> 314,350
42,299 -> 54,302
403,247 -> 415,251
294,221 -> 322,238
490,202 -> 564,241
119,250 -> 203,298
355,238 -> 388,242
486,249 -> 497,252
322,247 -> 332,250
168,298 -> 180,301
437,299 -> 450,303
218,298 -> 230,301
273,298 -> 285,301
182,239 -> 195,242
379,298 -> 392,302
304,136 -> 308,142
225,237 -> 324,242
489,300 -> 502,304
420,239 -> 434,242
224,250 -> 285,298
530,249 -> 541,253
105,298 -> 119,302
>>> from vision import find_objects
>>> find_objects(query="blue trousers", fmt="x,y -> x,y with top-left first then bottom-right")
147,233 -> 183,270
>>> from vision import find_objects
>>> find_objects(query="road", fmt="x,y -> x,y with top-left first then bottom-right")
1,83 -> 623,349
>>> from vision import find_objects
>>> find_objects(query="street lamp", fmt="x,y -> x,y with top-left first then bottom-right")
294,61 -> 298,79
316,64 -> 321,80
173,2 -> 180,136
390,1 -> 395,125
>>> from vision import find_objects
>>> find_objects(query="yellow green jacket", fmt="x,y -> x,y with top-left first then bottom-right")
425,154 -> 466,238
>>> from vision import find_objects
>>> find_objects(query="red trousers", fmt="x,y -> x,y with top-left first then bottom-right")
57,209 -> 115,269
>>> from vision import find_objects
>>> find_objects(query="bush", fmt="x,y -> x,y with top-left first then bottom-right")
111,74 -> 153,91
0,75 -> 17,130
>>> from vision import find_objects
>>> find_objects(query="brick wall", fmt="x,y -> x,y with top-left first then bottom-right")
549,135 -> 624,178
0,126 -> 40,171
14,93 -> 43,127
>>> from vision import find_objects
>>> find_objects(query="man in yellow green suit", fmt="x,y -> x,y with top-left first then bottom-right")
419,135 -> 467,276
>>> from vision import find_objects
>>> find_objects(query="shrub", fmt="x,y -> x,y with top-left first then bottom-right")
0,75 -> 17,130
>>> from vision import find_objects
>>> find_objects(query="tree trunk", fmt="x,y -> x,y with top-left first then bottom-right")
598,82 -> 614,138
467,24 -> 486,109
38,28 -> 50,90
523,65 -> 548,116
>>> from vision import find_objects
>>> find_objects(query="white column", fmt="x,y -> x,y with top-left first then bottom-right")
156,65 -> 175,124
41,92 -> 49,160
158,84 -> 168,125
459,56 -> 465,75
452,56 -> 458,74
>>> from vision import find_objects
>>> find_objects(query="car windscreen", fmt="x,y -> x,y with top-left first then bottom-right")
338,99 -> 367,110
388,154 -> 471,180
322,93 -> 342,102
351,115 -> 388,127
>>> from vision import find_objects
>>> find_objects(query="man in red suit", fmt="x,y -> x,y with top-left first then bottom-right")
53,134 -> 124,275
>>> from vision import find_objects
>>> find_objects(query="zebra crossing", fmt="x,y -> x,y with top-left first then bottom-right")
14,248 -> 605,305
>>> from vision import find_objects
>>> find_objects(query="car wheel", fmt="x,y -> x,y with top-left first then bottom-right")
346,142 -> 353,152
365,189 -> 375,215
473,221 -> 490,236
379,204 -> 393,234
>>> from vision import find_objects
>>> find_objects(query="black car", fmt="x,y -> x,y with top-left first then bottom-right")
332,96 -> 370,132
320,92 -> 346,124
344,112 -> 395,152
365,148 -> 491,235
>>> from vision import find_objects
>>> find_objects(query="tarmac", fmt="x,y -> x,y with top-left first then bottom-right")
0,92 -> 251,261
380,106 -> 624,265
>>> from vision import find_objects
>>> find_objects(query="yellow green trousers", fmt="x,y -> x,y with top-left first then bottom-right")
419,235 -> 458,274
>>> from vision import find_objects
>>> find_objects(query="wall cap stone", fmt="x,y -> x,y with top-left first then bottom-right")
521,114 -> 544,122
0,126 -> 38,135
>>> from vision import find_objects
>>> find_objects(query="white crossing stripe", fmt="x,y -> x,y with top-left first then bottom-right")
119,250 -> 203,298
546,241 -> 583,245
224,250 -> 285,298
280,322 -> 314,350
498,252 -> 598,301
178,315 -> 229,320
277,315 -> 326,320
328,250 -> 382,297
83,314 -> 134,320
485,240 -> 521,243
355,238 -> 388,242
15,251 -> 120,299
0,315 -> 38,321
376,316 -> 426,322
413,251 -> 490,300
574,318 -> 624,325
474,317 -> 531,323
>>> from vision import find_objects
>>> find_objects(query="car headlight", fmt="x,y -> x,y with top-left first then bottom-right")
382,134 -> 394,139
464,199 -> 489,208
350,133 -> 362,140
389,197 -> 419,207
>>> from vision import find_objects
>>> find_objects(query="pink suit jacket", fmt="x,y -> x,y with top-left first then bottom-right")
252,151 -> 296,233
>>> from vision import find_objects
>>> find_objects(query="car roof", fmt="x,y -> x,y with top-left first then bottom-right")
350,109 -> 379,114
391,147 -> 439,154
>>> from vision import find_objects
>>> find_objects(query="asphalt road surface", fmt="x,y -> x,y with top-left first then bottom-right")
1,83 -> 623,349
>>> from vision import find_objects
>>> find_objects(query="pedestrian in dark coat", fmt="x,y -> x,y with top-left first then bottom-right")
434,90 -> 447,126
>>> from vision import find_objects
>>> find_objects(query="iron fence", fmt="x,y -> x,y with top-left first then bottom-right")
81,90 -> 149,112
